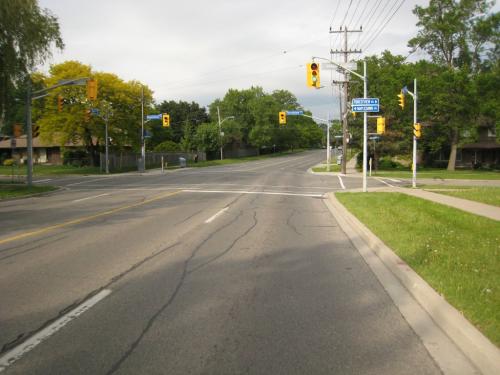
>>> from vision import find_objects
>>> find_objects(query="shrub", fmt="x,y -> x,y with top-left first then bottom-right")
3,159 -> 14,166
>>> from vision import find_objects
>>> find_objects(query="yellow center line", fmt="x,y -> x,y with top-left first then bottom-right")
0,190 -> 182,246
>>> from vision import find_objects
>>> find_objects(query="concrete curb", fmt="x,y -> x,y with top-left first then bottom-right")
325,192 -> 500,375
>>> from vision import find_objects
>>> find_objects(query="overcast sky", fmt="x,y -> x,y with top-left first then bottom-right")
38,0 -> 435,119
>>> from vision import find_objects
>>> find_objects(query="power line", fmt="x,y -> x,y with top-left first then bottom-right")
347,0 -> 363,28
355,0 -> 393,49
361,0 -> 406,52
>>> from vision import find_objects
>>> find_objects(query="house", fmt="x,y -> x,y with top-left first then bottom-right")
457,126 -> 500,169
0,135 -> 85,165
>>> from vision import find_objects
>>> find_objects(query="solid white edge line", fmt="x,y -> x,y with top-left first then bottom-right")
33,179 -> 52,183
72,193 -> 110,203
0,289 -> 112,373
183,189 -> 324,198
337,175 -> 346,190
375,178 -> 395,188
205,207 -> 229,223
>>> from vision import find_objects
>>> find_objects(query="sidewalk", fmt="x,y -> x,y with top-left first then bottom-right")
375,186 -> 500,221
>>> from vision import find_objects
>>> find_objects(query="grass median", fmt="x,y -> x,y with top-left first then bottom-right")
372,168 -> 500,180
419,185 -> 500,207
0,184 -> 57,199
336,192 -> 500,346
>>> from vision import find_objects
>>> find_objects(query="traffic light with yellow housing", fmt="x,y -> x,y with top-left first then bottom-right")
279,111 -> 287,125
57,95 -> 63,112
397,91 -> 405,109
307,62 -> 320,88
162,113 -> 170,127
376,117 -> 386,134
414,123 -> 422,138
87,79 -> 98,100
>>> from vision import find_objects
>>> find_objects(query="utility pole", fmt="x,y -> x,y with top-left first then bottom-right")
330,26 -> 362,175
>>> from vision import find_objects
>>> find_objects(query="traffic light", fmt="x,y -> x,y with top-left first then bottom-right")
352,111 -> 357,118
57,95 -> 63,112
13,123 -> 23,137
397,90 -> 405,109
413,123 -> 422,138
307,62 -> 320,88
32,124 -> 40,138
162,113 -> 170,127
279,111 -> 286,125
87,79 -> 98,100
377,117 -> 386,134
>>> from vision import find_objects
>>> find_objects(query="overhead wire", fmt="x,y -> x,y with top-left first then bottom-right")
362,0 -> 406,53
355,0 -> 394,50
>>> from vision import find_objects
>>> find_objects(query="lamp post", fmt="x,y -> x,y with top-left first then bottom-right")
217,106 -> 234,160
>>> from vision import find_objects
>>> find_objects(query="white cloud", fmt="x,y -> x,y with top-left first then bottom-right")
39,0 -> 432,120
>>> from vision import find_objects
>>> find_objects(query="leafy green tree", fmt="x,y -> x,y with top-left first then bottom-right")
408,0 -> 497,71
35,61 -> 153,165
154,100 -> 208,147
194,123 -> 219,152
0,0 -> 63,130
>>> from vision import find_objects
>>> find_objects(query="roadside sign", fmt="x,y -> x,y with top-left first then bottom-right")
90,108 -> 100,115
352,98 -> 379,112
146,114 -> 162,120
286,110 -> 304,116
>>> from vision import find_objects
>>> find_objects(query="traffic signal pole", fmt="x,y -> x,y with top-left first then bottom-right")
25,81 -> 33,186
25,77 -> 90,186
404,79 -> 418,188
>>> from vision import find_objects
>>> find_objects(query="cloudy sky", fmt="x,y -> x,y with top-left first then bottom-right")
38,0 -> 433,120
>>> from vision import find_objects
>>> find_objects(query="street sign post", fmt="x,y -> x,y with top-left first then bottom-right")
286,110 -> 304,116
352,98 -> 379,113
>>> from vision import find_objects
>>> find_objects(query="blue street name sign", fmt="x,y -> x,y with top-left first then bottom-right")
146,114 -> 162,120
90,108 -> 100,115
286,110 -> 304,116
352,98 -> 380,113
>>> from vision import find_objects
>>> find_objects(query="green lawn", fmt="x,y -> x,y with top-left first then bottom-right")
336,192 -> 500,346
187,150 -> 305,168
0,184 -> 57,199
0,164 -> 101,176
420,185 -> 500,207
312,164 -> 341,172
372,168 -> 500,180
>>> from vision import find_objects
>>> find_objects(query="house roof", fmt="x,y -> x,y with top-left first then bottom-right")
460,141 -> 500,150
0,135 -> 85,149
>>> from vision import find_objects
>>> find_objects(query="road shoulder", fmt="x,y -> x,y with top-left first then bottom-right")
325,192 -> 500,375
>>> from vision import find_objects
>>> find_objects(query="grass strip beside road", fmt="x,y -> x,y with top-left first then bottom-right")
311,165 -> 341,172
372,169 -> 500,180
336,192 -> 500,346
0,165 -> 101,176
0,184 -> 57,199
187,150 -> 305,168
420,185 -> 500,207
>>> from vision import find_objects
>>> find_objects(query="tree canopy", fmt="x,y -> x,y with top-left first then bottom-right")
0,0 -> 64,131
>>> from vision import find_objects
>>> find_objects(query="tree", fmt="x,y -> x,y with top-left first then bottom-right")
35,61 -> 153,165
408,0 -> 496,71
408,0 -> 498,169
0,0 -> 64,129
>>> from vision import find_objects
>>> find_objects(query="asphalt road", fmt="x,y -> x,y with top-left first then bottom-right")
0,150 -> 441,374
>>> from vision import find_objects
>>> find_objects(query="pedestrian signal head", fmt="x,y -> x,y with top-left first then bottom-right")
87,79 -> 98,101
377,117 -> 386,134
